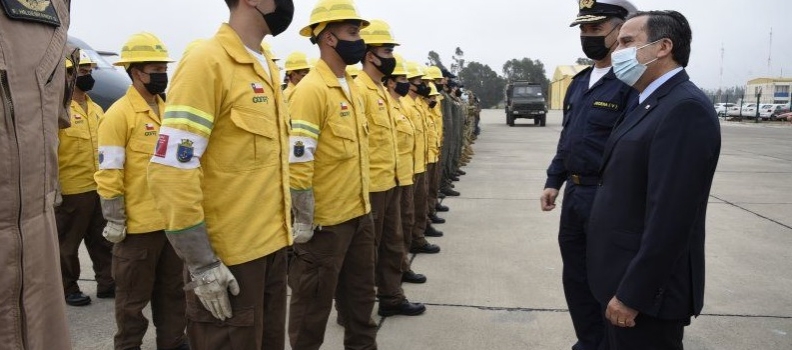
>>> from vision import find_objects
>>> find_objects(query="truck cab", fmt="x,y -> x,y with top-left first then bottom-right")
505,81 -> 547,127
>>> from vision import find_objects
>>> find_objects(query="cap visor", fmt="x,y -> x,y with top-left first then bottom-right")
569,15 -> 608,27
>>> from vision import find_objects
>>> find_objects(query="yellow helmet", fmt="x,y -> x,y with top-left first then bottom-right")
114,32 -> 174,68
346,64 -> 361,77
391,54 -> 408,76
285,51 -> 312,72
66,50 -> 96,69
406,61 -> 425,80
429,82 -> 440,96
425,66 -> 443,80
299,0 -> 370,38
360,19 -> 399,46
261,41 -> 280,61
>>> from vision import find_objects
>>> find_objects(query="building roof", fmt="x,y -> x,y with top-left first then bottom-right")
552,65 -> 590,82
747,77 -> 792,85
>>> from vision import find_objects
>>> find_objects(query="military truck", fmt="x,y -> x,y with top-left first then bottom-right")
505,81 -> 547,127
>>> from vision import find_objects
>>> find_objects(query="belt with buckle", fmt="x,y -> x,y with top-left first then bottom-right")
569,174 -> 600,186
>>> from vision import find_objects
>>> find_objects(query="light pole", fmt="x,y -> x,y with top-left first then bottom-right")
755,87 -> 762,123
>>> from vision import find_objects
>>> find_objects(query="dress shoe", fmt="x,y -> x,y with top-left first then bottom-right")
402,270 -> 427,284
97,284 -> 116,299
429,213 -> 446,224
435,203 -> 449,212
410,243 -> 440,254
65,292 -> 91,306
441,188 -> 460,197
378,300 -> 426,317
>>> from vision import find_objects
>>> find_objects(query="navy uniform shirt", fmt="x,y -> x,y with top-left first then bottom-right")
545,67 -> 637,189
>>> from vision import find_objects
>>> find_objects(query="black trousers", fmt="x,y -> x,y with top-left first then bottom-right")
605,313 -> 688,350
559,183 -> 604,350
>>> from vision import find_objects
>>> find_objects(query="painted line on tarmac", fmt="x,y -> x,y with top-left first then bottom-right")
711,195 -> 792,231
419,303 -> 792,319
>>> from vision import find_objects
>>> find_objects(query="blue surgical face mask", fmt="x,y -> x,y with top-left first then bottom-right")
612,40 -> 661,87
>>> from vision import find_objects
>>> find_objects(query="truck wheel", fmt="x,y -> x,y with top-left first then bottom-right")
533,118 -> 540,126
539,115 -> 547,127
507,114 -> 515,127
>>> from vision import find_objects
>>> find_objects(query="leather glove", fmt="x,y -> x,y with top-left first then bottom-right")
167,223 -> 238,321
292,222 -> 314,244
186,263 -> 240,321
101,197 -> 127,243
291,189 -> 315,243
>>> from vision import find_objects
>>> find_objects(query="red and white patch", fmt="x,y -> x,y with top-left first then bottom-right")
145,123 -> 155,131
73,114 -> 82,120
377,99 -> 384,106
341,102 -> 349,110
155,134 -> 169,158
251,82 -> 265,94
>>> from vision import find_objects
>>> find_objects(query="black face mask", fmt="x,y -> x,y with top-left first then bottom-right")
257,0 -> 294,37
143,72 -> 168,95
372,52 -> 396,76
332,34 -> 366,65
414,83 -> 431,98
75,74 -> 95,92
455,89 -> 463,98
428,100 -> 438,109
394,81 -> 411,97
434,83 -> 445,92
580,25 -> 618,61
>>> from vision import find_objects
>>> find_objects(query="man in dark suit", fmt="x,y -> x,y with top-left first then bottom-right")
587,10 -> 721,349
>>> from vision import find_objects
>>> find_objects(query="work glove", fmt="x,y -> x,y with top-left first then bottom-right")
167,223 -> 239,321
291,189 -> 316,243
186,263 -> 240,321
101,197 -> 127,243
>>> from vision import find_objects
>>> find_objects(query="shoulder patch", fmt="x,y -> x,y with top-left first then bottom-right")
0,0 -> 61,26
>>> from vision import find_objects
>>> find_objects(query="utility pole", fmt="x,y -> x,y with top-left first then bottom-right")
767,27 -> 773,76
719,43 -> 724,102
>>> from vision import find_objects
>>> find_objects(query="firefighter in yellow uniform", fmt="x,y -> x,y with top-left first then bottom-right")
95,32 -> 188,350
423,78 -> 448,227
283,51 -> 312,104
147,1 -> 295,349
356,19 -> 426,318
401,62 -> 441,255
385,54 -> 428,284
57,51 -> 114,308
287,0 -> 377,348
419,80 -> 445,235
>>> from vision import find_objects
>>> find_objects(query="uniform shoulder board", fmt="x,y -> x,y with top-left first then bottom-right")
0,0 -> 61,27
572,66 -> 593,80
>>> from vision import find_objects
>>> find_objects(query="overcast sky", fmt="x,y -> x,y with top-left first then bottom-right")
71,0 -> 792,90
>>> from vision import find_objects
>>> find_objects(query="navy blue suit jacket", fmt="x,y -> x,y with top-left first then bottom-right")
587,70 -> 721,320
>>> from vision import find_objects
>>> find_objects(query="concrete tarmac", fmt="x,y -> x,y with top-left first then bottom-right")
67,109 -> 792,349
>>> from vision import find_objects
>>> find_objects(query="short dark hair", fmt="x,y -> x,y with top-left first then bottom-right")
225,0 -> 239,9
628,10 -> 692,67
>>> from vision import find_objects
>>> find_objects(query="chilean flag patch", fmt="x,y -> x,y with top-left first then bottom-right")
251,83 -> 265,94
341,102 -> 349,110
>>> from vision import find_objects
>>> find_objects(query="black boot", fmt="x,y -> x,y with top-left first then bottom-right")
425,225 -> 444,237
441,187 -> 460,196
378,300 -> 427,317
410,243 -> 441,254
65,292 -> 91,307
435,203 -> 449,212
456,170 -> 466,176
402,270 -> 427,284
429,213 -> 446,224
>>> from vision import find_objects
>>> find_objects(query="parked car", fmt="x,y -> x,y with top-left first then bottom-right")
741,103 -> 758,117
727,104 -> 745,117
714,103 -> 736,117
759,104 -> 789,120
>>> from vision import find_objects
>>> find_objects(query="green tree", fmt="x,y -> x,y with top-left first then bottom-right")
450,47 -> 466,76
502,58 -> 550,95
426,51 -> 447,71
576,57 -> 594,66
458,61 -> 506,108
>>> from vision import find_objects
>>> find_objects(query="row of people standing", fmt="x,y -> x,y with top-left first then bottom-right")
52,0 -> 479,349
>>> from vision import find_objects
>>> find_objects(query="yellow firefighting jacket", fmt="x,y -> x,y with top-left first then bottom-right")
147,24 -> 292,266
401,95 -> 427,174
355,71 -> 398,193
59,97 -> 102,195
420,99 -> 440,164
289,59 -> 370,227
388,93 -> 415,186
95,86 -> 166,234
284,81 -> 296,104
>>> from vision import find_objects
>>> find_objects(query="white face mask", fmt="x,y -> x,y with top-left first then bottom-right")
612,40 -> 661,87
